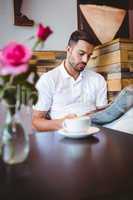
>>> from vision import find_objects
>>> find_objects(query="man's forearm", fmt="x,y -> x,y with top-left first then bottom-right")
32,117 -> 63,132
32,113 -> 78,132
84,105 -> 109,116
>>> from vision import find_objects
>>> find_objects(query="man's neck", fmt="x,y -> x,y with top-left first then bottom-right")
64,60 -> 80,80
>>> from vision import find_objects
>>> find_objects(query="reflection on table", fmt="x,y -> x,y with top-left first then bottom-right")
0,127 -> 133,200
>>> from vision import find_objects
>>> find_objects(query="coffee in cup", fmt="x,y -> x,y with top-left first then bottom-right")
63,116 -> 91,132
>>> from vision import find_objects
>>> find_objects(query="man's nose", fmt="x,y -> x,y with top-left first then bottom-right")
82,55 -> 88,63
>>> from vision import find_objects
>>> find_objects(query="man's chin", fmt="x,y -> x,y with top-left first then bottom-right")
74,65 -> 86,72
79,66 -> 86,71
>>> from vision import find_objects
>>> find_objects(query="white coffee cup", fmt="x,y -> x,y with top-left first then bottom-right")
63,116 -> 91,133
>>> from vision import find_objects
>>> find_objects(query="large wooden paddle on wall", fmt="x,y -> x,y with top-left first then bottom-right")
80,4 -> 126,44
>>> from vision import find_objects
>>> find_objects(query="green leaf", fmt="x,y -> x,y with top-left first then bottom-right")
1,75 -> 10,83
0,85 -> 5,99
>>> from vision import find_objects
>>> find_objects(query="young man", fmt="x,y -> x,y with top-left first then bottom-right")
32,30 -> 107,132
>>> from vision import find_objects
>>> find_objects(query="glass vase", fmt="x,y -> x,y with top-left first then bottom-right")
2,109 -> 30,165
0,100 -> 7,156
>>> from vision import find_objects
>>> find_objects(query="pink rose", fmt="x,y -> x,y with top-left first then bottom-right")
0,42 -> 32,75
36,23 -> 53,41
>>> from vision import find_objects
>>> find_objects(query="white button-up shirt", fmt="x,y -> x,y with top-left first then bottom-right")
33,62 -> 107,119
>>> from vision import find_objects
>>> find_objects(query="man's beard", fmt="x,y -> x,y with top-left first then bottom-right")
69,60 -> 86,72
68,55 -> 86,72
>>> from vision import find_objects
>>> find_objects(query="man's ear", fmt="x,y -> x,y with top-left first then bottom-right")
66,45 -> 72,53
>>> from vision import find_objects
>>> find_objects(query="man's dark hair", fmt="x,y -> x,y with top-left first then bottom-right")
68,30 -> 98,46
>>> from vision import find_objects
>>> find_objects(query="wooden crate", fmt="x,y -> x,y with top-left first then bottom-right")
91,63 -> 133,74
87,38 -> 133,102
88,38 -> 133,67
29,51 -> 66,76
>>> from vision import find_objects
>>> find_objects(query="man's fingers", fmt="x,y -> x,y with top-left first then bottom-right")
63,114 -> 78,119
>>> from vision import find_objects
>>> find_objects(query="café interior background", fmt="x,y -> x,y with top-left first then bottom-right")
0,0 -> 77,50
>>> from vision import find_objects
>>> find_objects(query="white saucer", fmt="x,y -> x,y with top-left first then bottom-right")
57,126 -> 100,139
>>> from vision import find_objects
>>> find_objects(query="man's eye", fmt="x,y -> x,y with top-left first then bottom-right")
79,52 -> 84,56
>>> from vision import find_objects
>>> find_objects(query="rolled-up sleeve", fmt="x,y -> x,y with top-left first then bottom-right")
33,74 -> 53,112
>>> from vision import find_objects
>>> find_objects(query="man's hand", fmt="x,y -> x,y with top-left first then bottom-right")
32,110 -> 78,132
63,113 -> 78,119
59,113 -> 78,129
83,105 -> 109,117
